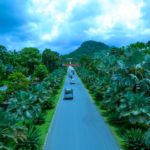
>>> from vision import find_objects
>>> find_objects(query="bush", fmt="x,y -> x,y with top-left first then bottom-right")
42,98 -> 55,110
7,72 -> 29,93
107,112 -> 125,125
16,126 -> 40,150
34,64 -> 48,81
33,114 -> 45,125
145,129 -> 150,149
0,92 -> 6,103
124,128 -> 146,150
94,89 -> 103,100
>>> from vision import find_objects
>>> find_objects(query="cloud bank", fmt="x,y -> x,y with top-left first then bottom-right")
0,0 -> 150,54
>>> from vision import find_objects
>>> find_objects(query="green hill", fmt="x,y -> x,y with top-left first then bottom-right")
65,40 -> 109,59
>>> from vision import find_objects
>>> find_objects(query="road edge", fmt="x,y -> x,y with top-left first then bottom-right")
76,74 -> 122,150
43,76 -> 66,150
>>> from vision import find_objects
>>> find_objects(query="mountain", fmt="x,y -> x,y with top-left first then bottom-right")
65,40 -> 109,59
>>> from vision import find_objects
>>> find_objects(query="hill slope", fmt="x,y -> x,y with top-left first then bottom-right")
66,40 -> 109,59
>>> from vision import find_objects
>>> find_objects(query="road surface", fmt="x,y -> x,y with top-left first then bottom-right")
44,73 -> 121,150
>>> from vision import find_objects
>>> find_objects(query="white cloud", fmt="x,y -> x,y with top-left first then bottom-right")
41,25 -> 59,41
28,0 -> 147,45
141,28 -> 150,35
0,0 -> 150,53
86,0 -> 145,39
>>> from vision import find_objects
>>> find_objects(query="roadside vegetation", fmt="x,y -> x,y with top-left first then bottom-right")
1,40 -> 150,150
76,41 -> 150,150
0,45 -> 66,149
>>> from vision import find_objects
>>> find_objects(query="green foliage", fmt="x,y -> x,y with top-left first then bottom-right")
0,42 -> 66,149
42,48 -> 60,72
16,127 -> 40,150
118,92 -> 150,125
0,90 -> 7,103
124,128 -> 146,150
65,40 -> 109,59
7,91 -> 41,123
0,46 -> 16,80
33,113 -> 45,125
0,45 -> 8,64
79,55 -> 92,66
76,41 -> 150,150
4,67 -> 66,149
0,108 -> 26,150
0,45 -> 62,82
20,47 -> 41,75
7,72 -> 29,93
42,98 -> 55,110
34,64 -> 48,81
129,42 -> 146,49
31,83 -> 49,102
107,111 -> 125,125
145,129 -> 150,149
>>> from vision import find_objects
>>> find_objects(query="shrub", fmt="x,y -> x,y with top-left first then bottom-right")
33,114 -> 45,125
94,89 -> 104,100
145,129 -> 150,149
42,98 -> 55,110
107,111 -> 125,125
0,108 -> 26,150
124,128 -> 146,150
16,127 -> 40,150
34,64 -> 48,81
7,72 -> 29,93
0,92 -> 6,103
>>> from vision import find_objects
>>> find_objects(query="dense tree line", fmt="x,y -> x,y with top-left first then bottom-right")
0,46 -> 62,101
76,41 -> 150,150
0,46 -> 61,80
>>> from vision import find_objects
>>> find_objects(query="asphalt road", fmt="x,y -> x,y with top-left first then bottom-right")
44,73 -> 121,150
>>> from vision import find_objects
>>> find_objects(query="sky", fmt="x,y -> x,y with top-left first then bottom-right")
0,0 -> 150,54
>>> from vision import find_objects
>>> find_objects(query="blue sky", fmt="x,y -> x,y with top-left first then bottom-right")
0,0 -> 150,54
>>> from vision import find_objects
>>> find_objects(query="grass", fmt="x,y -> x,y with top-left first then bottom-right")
37,76 -> 66,150
37,108 -> 56,150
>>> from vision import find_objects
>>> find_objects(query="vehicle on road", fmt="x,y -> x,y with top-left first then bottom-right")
71,70 -> 75,75
70,78 -> 75,84
68,74 -> 73,79
64,88 -> 73,99
68,66 -> 75,79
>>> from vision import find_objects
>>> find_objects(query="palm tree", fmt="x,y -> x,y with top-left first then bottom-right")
16,126 -> 40,150
31,83 -> 51,107
7,91 -> 41,124
0,108 -> 26,149
118,92 -> 150,125
124,128 -> 145,149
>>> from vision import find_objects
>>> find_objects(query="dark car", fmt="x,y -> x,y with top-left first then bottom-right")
64,89 -> 73,99
70,78 -> 75,84
68,74 -> 73,79
71,70 -> 75,75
